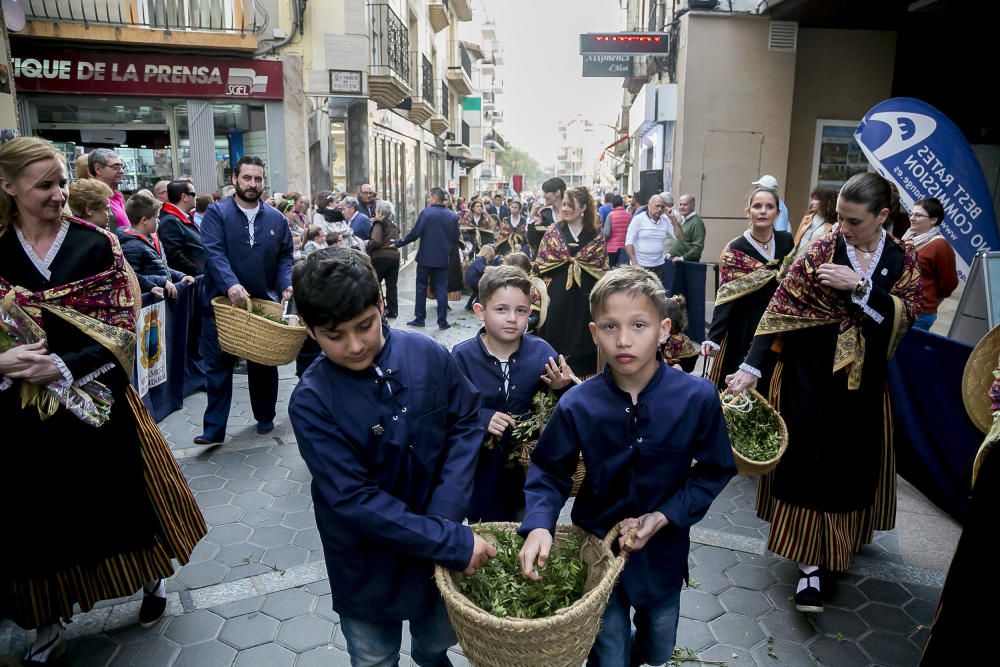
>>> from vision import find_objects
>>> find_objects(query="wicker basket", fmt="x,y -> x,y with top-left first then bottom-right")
426,286 -> 463,301
211,297 -> 307,366
724,388 -> 788,476
434,522 -> 630,667
519,445 -> 586,497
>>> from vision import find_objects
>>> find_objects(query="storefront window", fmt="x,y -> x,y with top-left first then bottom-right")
175,101 -> 268,191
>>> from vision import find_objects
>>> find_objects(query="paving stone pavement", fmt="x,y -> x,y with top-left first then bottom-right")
0,262 -> 945,666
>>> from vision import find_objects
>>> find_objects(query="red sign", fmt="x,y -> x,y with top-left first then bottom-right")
512,174 -> 524,194
579,33 -> 669,55
10,49 -> 284,100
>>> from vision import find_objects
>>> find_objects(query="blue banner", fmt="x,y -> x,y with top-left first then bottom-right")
854,98 -> 999,281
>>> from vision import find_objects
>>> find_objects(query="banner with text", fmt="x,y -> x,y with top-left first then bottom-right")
854,98 -> 998,281
135,300 -> 168,398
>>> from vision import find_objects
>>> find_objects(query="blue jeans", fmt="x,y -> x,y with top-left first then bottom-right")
587,585 -> 681,667
913,312 -> 936,332
339,597 -> 456,667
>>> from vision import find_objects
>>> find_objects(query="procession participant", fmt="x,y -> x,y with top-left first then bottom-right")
453,264 -> 574,523
726,173 -> 922,613
703,188 -> 794,390
503,252 -> 548,334
528,177 -> 565,257
288,247 -> 494,666
495,200 -> 528,256
535,186 -> 607,377
519,266 -> 735,667
0,138 -> 205,664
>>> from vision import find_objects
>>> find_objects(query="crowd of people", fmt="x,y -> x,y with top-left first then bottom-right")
0,131 -> 967,666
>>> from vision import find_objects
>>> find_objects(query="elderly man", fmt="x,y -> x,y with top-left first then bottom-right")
357,184 -> 377,218
341,196 -> 373,242
153,180 -> 170,203
669,194 -> 706,263
624,194 -> 682,286
88,148 -> 130,229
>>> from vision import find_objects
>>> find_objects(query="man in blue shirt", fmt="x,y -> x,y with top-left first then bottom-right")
396,187 -> 460,330
289,247 -> 495,666
519,266 -> 735,666
598,193 -> 614,222
753,175 -> 790,233
195,155 -> 294,444
342,196 -> 373,242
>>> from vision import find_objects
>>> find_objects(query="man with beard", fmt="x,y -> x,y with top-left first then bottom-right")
195,156 -> 295,445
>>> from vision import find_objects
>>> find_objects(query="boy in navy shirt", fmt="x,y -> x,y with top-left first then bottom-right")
452,265 -> 575,522
119,191 -> 195,298
289,246 -> 496,666
518,265 -> 735,667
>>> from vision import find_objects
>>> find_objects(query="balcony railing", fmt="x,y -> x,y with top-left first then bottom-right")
369,2 -> 410,83
458,43 -> 472,78
422,55 -> 435,102
25,0 -> 263,33
441,80 -> 451,118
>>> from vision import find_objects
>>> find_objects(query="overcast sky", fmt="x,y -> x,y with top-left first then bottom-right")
470,0 -> 628,169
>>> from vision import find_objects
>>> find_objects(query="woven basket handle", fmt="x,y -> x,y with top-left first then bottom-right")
601,522 -> 637,560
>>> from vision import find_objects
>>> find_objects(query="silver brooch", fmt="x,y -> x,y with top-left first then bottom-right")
371,424 -> 384,436
881,268 -> 888,276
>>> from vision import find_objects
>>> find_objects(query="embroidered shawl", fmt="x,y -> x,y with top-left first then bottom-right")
754,229 -> 921,389
0,216 -> 139,374
715,242 -> 783,306
460,214 -> 496,248
662,332 -> 699,364
534,224 -> 608,290
973,357 -> 1000,487
496,217 -> 527,251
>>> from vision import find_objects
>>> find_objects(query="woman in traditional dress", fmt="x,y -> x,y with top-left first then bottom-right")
495,200 -> 528,256
460,200 -> 493,252
534,186 -> 607,377
0,138 -> 206,664
703,188 -> 795,391
662,295 -> 699,371
726,172 -> 921,614
902,197 -> 958,332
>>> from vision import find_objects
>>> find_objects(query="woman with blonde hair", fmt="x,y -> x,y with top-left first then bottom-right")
0,138 -> 205,663
67,178 -> 113,229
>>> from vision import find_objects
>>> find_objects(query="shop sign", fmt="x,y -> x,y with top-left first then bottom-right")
579,33 -> 669,56
329,69 -> 363,95
582,55 -> 633,78
10,49 -> 284,100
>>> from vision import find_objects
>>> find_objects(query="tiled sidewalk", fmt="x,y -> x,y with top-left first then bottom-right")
0,263 -> 946,666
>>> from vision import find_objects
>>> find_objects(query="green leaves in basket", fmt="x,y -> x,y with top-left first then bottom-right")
720,391 -> 781,462
458,530 -> 586,619
252,305 -> 288,325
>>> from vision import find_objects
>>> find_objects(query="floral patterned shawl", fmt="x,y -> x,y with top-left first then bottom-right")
496,217 -> 527,252
715,243 -> 783,306
0,216 -> 139,374
534,223 -> 608,290
662,332 -> 699,364
754,229 -> 921,390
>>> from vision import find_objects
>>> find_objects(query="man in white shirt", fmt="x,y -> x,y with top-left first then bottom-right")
625,194 -> 680,286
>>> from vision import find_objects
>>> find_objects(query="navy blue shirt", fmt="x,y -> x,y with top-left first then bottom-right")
452,330 -> 559,522
349,211 -> 372,241
290,327 -> 482,621
464,256 -> 488,289
397,204 -> 459,269
200,197 -> 294,306
519,364 -> 735,605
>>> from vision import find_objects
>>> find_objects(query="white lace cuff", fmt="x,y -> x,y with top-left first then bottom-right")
850,281 -> 883,324
0,377 -> 11,392
75,362 -> 116,386
739,362 -> 762,379
702,340 -> 721,351
50,354 -> 75,385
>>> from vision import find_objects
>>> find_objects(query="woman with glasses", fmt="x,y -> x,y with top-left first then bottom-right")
902,197 -> 958,331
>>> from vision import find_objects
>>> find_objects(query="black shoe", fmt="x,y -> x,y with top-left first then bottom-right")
386,312 -> 398,319
256,421 -> 275,435
407,319 -> 425,327
193,434 -> 224,445
438,323 -> 451,331
795,570 -> 823,613
139,588 -> 167,628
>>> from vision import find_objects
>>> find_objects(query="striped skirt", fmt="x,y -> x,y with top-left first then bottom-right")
755,367 -> 897,571
1,387 -> 206,628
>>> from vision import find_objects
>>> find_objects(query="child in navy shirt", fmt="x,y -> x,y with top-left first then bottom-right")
464,243 -> 496,310
118,191 -> 195,298
518,265 -> 735,667
289,246 -> 496,666
452,265 -> 576,523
